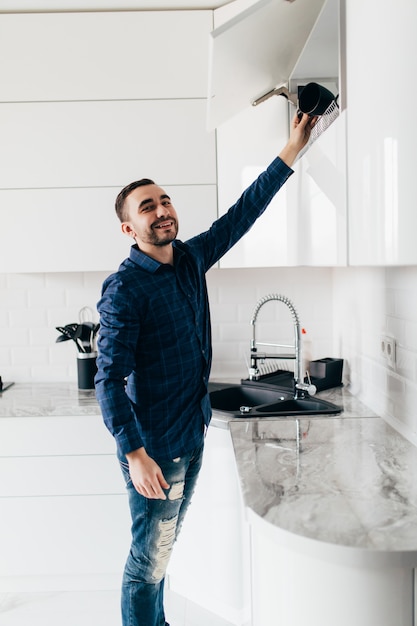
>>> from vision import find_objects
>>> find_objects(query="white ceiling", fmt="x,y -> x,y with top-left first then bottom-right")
0,0 -> 234,11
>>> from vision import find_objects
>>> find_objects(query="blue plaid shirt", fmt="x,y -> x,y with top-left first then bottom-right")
95,157 -> 292,460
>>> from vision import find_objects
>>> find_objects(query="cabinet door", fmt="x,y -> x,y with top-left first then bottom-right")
0,455 -> 125,497
216,96 -> 293,268
216,96 -> 347,268
0,184 -> 217,273
346,0 -> 417,265
0,11 -> 212,101
0,415 -> 114,457
0,413 -> 130,581
0,99 -> 217,272
167,426 -> 251,624
0,495 -> 130,578
0,100 -> 216,189
286,111 -> 347,266
0,10 -> 216,274
208,0 -> 326,128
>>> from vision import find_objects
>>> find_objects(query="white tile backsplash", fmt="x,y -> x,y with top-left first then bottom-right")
0,267 -> 333,386
207,266 -> 334,381
0,271 -> 108,383
1,263 -> 417,444
333,265 -> 417,445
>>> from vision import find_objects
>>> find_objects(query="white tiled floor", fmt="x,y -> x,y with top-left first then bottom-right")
0,588 -> 235,626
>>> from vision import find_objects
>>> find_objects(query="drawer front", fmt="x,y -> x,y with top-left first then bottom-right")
0,494 -> 131,577
0,454 -> 125,497
0,416 -> 115,457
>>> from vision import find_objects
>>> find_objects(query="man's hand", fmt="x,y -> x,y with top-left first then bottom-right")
278,112 -> 318,167
126,447 -> 170,499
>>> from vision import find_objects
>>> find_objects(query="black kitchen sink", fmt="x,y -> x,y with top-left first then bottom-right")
209,383 -> 342,417
254,396 -> 342,415
209,385 -> 288,412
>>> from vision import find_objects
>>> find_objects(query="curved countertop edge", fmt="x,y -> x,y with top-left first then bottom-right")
229,414 -> 417,567
245,506 -> 417,569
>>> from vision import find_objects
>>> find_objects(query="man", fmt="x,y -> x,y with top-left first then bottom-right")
95,112 -> 315,626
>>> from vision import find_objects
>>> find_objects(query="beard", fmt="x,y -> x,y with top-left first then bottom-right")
143,217 -> 179,247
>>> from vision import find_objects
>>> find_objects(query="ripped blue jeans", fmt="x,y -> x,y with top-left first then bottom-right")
118,444 -> 204,626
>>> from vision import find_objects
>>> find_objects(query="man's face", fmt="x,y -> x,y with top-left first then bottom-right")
121,184 -> 179,252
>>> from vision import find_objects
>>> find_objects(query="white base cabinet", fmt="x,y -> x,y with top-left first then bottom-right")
0,409 -> 251,623
250,513 -> 415,626
0,495 -> 129,579
0,415 -> 131,591
167,425 -> 251,626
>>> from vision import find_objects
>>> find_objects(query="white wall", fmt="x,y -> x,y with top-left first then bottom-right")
0,271 -> 107,382
332,265 -> 417,445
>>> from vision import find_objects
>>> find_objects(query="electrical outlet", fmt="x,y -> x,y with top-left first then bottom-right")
380,335 -> 396,369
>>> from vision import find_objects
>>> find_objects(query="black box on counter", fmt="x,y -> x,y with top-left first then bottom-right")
309,357 -> 343,389
241,358 -> 343,393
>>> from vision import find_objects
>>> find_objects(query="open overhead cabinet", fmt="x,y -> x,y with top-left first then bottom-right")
207,0 -> 330,130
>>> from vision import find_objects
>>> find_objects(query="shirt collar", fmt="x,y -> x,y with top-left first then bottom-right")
128,241 -> 185,273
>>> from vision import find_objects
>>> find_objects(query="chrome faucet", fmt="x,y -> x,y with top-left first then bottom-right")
249,294 -> 316,398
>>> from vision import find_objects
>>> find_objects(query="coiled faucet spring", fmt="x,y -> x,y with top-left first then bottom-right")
251,293 -> 300,328
249,293 -> 316,397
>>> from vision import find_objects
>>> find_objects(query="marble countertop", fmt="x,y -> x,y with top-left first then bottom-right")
0,383 -> 100,418
0,381 -> 373,421
229,416 -> 417,565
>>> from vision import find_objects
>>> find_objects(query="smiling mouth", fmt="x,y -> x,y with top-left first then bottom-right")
154,220 -> 174,230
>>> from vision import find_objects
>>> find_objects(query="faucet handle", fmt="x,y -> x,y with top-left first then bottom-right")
296,370 -> 317,396
305,383 -> 317,396
295,381 -> 317,396
305,371 -> 317,396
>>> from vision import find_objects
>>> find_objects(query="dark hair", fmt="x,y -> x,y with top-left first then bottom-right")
115,178 -> 155,222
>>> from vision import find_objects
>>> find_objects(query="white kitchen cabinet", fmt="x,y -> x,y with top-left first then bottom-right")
207,0 -> 327,129
167,425 -> 251,626
216,96 -> 292,268
0,495 -> 129,579
0,11 -> 212,101
250,517 -> 414,626
0,414 -> 131,589
216,97 -> 347,267
0,454 -> 124,497
346,0 -> 417,265
0,10 -> 216,273
0,100 -> 215,190
285,111 -> 347,266
0,415 -> 115,457
214,0 -> 346,268
0,183 -> 217,273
